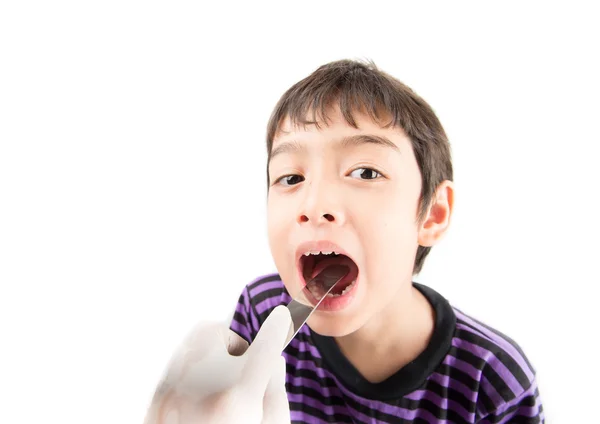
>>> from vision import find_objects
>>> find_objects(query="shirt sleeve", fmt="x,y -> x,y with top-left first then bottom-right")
229,285 -> 261,344
477,378 -> 544,423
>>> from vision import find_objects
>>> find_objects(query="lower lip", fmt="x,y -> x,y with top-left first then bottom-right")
306,275 -> 359,312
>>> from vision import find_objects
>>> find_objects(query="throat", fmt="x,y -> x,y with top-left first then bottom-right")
337,343 -> 414,383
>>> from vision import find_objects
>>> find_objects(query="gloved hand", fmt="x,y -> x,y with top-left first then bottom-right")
144,305 -> 292,424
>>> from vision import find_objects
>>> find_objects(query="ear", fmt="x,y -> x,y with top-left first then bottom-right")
417,180 -> 454,247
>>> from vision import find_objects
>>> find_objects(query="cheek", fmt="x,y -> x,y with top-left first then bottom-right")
267,198 -> 289,238
358,200 -> 420,270
267,197 -> 294,262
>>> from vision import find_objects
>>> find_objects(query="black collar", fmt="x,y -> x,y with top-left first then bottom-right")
310,283 -> 456,401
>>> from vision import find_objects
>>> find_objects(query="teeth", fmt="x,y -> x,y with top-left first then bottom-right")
303,250 -> 339,256
341,279 -> 356,295
324,279 -> 357,298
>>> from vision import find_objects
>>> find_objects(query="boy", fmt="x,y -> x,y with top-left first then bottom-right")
230,60 -> 544,423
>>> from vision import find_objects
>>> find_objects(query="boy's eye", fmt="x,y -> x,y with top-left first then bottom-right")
276,174 -> 305,186
349,168 -> 382,180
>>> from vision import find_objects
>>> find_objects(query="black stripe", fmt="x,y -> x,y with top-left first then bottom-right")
409,398 -> 470,423
247,274 -> 285,327
455,312 -> 535,373
284,334 -> 326,359
455,327 -> 532,391
421,378 -> 476,414
436,348 -> 498,415
475,384 -> 496,417
232,310 -> 247,327
435,361 -> 499,414
230,290 -> 257,341
229,327 -> 251,345
287,366 -> 477,423
284,339 -> 535,422
247,273 -> 282,290
483,392 -> 540,423
252,286 -> 284,303
445,344 -> 514,412
441,347 -> 498,413
289,401 -> 354,423
434,362 -> 479,392
286,367 -> 347,398
253,288 -> 285,314
287,343 -> 485,420
285,347 -> 323,363
345,396 -> 472,424
286,382 -> 347,407
448,343 -> 486,370
441,348 -> 515,405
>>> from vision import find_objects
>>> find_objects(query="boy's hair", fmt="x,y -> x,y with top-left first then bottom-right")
266,59 -> 453,275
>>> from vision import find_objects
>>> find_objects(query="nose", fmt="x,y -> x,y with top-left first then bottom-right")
297,181 -> 345,226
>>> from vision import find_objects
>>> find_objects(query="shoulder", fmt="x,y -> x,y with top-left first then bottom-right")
230,272 -> 292,342
246,272 -> 292,317
451,307 -> 541,418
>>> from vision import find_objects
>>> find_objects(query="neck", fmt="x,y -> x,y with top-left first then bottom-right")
334,281 -> 435,383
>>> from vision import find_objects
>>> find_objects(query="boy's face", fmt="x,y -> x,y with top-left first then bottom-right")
267,107 -> 443,337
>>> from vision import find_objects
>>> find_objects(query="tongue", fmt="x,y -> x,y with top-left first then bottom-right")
309,255 -> 358,296
310,256 -> 351,280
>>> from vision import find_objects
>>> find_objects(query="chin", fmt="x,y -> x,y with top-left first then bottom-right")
306,309 -> 366,338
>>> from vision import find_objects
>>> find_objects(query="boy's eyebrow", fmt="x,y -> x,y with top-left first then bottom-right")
270,134 -> 400,160
270,139 -> 305,160
339,134 -> 400,152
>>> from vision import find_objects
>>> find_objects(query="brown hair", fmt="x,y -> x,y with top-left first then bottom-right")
265,59 -> 453,275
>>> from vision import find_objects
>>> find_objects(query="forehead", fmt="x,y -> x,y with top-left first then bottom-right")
272,106 -> 411,151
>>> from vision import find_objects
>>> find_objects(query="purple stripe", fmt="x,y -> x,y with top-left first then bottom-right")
480,374 -> 505,412
289,410 -> 330,423
346,400 -> 451,423
405,389 -> 475,422
286,375 -> 343,397
230,306 -> 252,342
287,359 -> 475,422
241,288 -> 261,334
497,405 -> 541,424
320,364 -> 459,422
249,280 -> 283,297
286,336 -> 323,359
288,371 -> 465,422
454,311 -> 534,381
494,381 -> 541,424
254,289 -> 290,315
285,359 -> 331,377
287,392 -> 350,418
255,297 -> 279,315
428,372 -> 478,403
443,353 -> 482,380
442,352 -> 506,414
233,300 -> 249,322
452,337 -> 523,396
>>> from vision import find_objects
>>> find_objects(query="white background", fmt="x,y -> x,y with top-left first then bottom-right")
1,1 -> 597,423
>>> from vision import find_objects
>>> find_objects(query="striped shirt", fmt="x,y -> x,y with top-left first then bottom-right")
230,274 -> 544,423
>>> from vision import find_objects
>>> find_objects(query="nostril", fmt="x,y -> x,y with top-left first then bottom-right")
298,213 -> 335,223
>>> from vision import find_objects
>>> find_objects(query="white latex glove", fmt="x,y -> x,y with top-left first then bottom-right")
144,305 -> 292,424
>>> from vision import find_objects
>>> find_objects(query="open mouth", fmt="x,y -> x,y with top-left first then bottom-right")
300,251 -> 359,298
